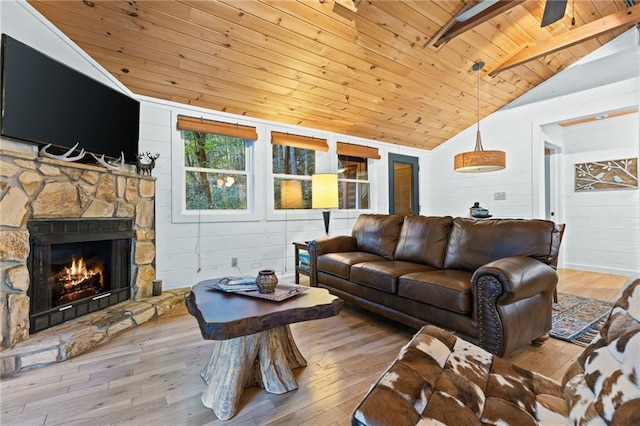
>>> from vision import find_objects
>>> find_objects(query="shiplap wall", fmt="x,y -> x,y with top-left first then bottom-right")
138,97 -> 428,289
561,114 -> 639,275
428,43 -> 639,276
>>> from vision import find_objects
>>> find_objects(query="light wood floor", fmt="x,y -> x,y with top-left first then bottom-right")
0,269 -> 629,426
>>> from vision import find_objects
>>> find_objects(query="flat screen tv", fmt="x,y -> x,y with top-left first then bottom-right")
1,34 -> 139,163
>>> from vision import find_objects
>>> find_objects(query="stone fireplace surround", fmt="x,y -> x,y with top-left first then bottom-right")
0,148 -> 188,375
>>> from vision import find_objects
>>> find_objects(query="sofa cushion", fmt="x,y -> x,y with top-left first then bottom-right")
353,325 -> 568,426
352,214 -> 405,260
394,216 -> 453,269
398,270 -> 473,315
562,278 -> 640,426
350,261 -> 435,294
443,218 -> 557,271
317,252 -> 387,280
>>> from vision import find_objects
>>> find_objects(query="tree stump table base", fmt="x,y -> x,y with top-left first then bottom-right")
200,325 -> 307,420
186,279 -> 342,420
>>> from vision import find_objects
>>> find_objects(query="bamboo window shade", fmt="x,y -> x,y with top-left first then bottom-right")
271,131 -> 328,151
177,115 -> 258,140
337,142 -> 380,159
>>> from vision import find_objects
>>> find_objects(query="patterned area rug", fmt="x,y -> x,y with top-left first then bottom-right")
550,293 -> 614,346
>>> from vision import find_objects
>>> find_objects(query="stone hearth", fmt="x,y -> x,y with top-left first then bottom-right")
1,288 -> 189,375
0,148 -> 174,374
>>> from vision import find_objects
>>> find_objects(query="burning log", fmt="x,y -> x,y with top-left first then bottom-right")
50,256 -> 104,306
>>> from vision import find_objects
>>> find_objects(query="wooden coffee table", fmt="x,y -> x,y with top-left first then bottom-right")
186,279 -> 343,420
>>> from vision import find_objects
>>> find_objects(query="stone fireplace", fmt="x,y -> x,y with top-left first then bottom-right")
0,148 -> 156,350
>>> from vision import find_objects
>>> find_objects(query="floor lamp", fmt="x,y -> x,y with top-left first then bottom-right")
312,173 -> 339,235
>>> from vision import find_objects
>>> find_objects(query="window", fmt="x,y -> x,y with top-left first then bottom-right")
271,132 -> 328,210
177,115 -> 257,212
338,155 -> 370,209
336,142 -> 379,210
273,145 -> 314,210
183,131 -> 250,210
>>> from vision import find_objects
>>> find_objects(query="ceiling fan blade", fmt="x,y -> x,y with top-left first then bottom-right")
541,0 -> 568,27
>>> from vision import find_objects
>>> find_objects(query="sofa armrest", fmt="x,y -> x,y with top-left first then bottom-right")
474,256 -> 558,298
310,235 -> 357,255
308,236 -> 357,287
472,256 -> 558,356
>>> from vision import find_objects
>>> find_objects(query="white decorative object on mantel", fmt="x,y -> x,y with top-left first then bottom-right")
574,157 -> 638,191
39,142 -> 85,161
90,151 -> 125,171
39,142 -> 128,172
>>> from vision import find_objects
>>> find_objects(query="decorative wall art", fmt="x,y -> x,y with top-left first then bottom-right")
574,158 -> 638,191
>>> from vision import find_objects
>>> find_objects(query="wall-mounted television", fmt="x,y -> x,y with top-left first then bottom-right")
1,34 -> 139,163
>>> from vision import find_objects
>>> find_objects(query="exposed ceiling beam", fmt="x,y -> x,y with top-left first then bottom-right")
558,108 -> 638,127
426,0 -> 525,49
489,3 -> 640,76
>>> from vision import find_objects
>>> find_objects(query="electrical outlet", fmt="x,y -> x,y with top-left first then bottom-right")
494,192 -> 506,200
231,257 -> 238,268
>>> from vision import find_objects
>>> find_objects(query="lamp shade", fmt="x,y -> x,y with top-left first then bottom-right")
312,173 -> 339,209
280,180 -> 303,209
454,150 -> 506,173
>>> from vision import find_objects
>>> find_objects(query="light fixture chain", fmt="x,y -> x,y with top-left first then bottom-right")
477,62 -> 480,132
474,61 -> 485,151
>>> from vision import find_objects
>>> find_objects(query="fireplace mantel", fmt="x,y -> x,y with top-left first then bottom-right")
0,148 -> 156,350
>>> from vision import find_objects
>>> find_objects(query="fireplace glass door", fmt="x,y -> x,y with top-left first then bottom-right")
28,218 -> 133,333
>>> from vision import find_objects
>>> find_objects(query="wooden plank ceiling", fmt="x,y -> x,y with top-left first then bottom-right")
28,0 -> 637,150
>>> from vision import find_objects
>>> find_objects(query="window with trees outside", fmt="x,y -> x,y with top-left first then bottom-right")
183,131 -> 251,210
271,131 -> 328,210
177,115 -> 257,212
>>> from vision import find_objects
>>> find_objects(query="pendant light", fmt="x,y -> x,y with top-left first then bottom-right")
454,61 -> 506,173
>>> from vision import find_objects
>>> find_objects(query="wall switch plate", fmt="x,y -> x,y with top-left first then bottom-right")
494,192 -> 506,200
231,257 -> 238,267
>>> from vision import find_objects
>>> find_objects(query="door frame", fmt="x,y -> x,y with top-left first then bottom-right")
388,153 -> 420,215
544,142 -> 563,223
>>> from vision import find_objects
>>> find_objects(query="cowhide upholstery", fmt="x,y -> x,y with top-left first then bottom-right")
562,278 -> 640,425
352,278 -> 640,426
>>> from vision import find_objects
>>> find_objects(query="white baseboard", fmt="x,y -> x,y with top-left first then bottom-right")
562,263 -> 638,278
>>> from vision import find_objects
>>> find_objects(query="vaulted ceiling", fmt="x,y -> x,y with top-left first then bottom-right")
28,0 -> 639,150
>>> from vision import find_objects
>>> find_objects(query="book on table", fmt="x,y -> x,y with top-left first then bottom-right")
215,277 -> 257,292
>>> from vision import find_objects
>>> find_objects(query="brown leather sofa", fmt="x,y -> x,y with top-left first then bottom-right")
308,214 -> 564,356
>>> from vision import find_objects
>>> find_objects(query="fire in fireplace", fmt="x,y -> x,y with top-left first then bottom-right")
52,252 -> 105,307
28,218 -> 133,333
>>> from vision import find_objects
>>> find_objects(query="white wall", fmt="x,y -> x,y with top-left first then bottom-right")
427,31 -> 640,275
560,114 -> 639,275
138,97 -> 428,289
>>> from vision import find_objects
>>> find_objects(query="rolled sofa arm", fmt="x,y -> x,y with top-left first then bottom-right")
472,256 -> 558,356
308,236 -> 357,287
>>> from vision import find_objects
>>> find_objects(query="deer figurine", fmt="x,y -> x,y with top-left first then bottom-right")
136,152 -> 160,176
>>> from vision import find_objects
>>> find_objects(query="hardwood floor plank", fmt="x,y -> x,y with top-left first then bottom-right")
0,269 -> 628,425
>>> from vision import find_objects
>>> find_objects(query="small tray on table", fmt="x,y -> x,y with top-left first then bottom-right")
208,277 -> 308,302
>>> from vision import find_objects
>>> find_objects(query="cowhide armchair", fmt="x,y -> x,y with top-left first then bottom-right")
352,277 -> 640,426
